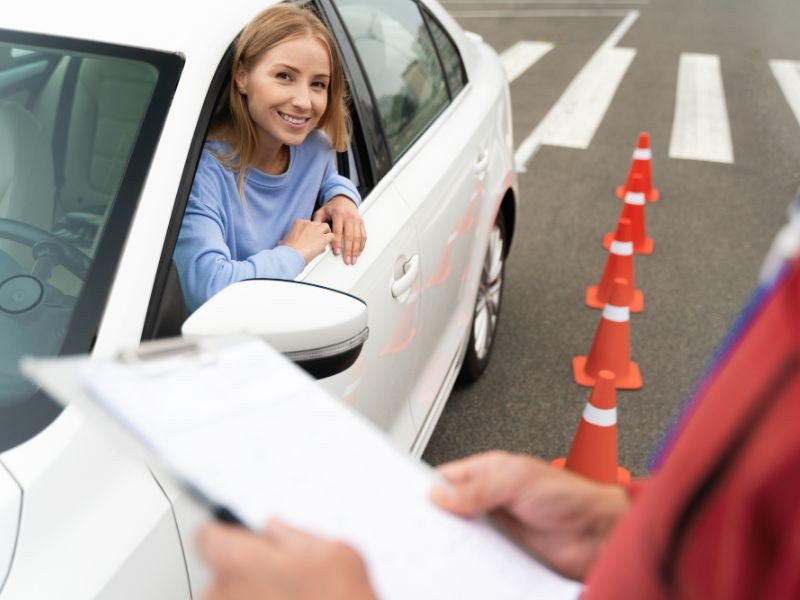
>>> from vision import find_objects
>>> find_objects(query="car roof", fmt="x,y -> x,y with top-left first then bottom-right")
4,0 -> 283,53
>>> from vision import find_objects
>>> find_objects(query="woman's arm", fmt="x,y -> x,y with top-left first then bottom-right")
173,163 -> 308,312
314,152 -> 365,265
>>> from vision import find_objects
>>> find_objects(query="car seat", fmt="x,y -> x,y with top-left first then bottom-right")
0,101 -> 56,231
0,101 -> 56,269
55,57 -> 157,217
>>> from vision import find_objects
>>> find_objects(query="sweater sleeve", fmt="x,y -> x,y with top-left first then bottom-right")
317,146 -> 361,207
174,160 -> 305,313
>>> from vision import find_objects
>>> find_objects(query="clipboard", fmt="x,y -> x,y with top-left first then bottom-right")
22,336 -> 583,600
21,336 -> 251,524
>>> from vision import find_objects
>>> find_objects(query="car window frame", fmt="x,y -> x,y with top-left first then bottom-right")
0,28 -> 183,452
419,5 -> 468,99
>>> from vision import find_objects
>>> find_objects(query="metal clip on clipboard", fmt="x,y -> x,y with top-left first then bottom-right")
115,334 -> 254,365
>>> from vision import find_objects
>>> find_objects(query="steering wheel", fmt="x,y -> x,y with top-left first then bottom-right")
0,218 -> 91,280
0,218 -> 91,315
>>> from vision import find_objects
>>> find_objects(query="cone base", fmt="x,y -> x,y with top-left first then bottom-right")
572,355 -> 643,390
603,232 -> 654,255
615,185 -> 659,203
552,457 -> 631,484
586,285 -> 644,313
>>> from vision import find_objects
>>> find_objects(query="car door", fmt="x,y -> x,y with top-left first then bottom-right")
297,2 -> 422,448
332,0 -> 491,433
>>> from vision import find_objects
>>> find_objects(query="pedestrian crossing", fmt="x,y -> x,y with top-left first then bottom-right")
501,31 -> 800,171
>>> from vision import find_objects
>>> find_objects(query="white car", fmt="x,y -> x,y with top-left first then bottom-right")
0,0 -> 517,597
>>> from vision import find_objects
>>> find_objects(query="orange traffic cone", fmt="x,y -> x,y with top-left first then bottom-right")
552,370 -> 630,484
587,218 -> 644,313
616,132 -> 659,202
603,173 -> 653,255
573,277 -> 642,389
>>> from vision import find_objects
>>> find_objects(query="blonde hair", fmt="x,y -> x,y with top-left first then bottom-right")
208,4 -> 351,198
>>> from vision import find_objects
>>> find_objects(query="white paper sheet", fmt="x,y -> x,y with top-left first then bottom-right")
29,338 -> 583,600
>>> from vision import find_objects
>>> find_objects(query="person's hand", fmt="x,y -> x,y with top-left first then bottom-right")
280,219 -> 335,264
197,518 -> 378,600
430,451 -> 630,581
312,196 -> 366,265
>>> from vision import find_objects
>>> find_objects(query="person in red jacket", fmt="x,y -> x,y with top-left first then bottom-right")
196,202 -> 800,599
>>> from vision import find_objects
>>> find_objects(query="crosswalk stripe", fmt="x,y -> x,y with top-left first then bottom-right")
514,10 -> 639,170
533,47 -> 635,149
453,9 -> 635,18
770,60 -> 800,130
500,41 -> 554,84
444,0 -> 649,4
669,53 -> 734,164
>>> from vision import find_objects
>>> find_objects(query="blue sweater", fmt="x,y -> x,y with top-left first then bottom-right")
175,131 -> 360,312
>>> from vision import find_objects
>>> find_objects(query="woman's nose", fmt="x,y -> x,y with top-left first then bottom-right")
292,87 -> 312,111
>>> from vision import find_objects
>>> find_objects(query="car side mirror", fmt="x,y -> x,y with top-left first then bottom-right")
182,280 -> 368,379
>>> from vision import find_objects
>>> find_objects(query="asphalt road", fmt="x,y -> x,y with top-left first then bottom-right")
423,0 -> 800,474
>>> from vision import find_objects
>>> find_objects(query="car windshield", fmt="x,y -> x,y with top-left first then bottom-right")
0,30 -> 182,451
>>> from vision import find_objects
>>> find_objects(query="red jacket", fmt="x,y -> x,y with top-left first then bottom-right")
584,258 -> 800,599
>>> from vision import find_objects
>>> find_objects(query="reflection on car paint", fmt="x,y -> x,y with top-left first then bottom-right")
380,287 -> 419,356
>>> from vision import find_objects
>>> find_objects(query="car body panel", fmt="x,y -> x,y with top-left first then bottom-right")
0,461 -> 20,593
0,410 -> 189,599
299,180 -> 420,447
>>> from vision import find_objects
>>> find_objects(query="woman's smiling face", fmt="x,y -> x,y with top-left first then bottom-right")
236,35 -> 331,151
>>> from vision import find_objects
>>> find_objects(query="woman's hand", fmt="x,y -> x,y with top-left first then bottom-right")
312,196 -> 366,265
197,519 -> 378,600
280,219 -> 335,264
430,451 -> 630,581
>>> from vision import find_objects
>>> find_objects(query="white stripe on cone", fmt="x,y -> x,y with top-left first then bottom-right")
609,240 -> 634,255
582,404 -> 617,427
602,304 -> 629,322
624,192 -> 646,205
632,148 -> 652,160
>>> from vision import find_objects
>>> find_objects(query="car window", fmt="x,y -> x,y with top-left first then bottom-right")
0,32 -> 181,451
335,0 -> 449,162
422,8 -> 466,97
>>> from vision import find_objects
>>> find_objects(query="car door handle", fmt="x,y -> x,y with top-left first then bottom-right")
474,148 -> 490,173
391,255 -> 419,298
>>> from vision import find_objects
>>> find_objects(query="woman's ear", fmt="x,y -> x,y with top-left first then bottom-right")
234,64 -> 248,95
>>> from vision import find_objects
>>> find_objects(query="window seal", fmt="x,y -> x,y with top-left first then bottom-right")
417,2 -> 452,100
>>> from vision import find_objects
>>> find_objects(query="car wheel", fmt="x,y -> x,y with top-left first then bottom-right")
459,212 -> 506,383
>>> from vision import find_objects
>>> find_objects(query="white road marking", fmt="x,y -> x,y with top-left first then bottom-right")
668,53 -> 734,164
453,9 -> 635,18
500,41 -> 554,83
770,59 -> 800,130
514,10 -> 639,170
533,48 -> 635,149
447,0 -> 648,4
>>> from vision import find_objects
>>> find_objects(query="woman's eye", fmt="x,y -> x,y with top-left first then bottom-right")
312,81 -> 328,90
276,72 -> 291,81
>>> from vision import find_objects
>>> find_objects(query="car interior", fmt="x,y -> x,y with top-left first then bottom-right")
0,41 -> 158,405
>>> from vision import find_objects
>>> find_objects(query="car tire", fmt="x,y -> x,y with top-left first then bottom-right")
458,212 -> 506,384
